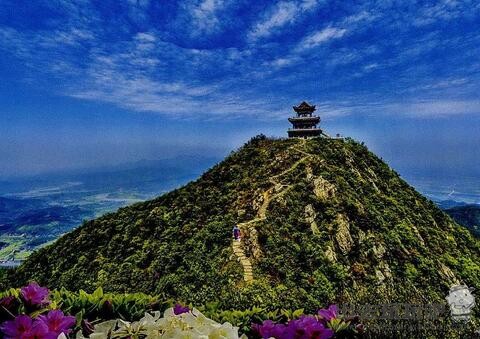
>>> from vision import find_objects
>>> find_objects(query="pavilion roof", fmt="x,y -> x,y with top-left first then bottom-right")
293,101 -> 316,112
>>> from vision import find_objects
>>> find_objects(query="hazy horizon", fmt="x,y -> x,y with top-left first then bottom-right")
1,0 -> 479,181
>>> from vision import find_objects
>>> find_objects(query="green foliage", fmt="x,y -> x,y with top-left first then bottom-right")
50,287 -> 167,322
0,286 -> 167,323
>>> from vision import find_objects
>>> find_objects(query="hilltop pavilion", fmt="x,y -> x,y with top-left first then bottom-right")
287,101 -> 322,138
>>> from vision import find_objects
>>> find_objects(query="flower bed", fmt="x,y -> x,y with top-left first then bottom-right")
0,283 -> 76,338
0,283 -> 362,338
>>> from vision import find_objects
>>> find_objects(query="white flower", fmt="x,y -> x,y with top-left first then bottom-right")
78,307 -> 244,338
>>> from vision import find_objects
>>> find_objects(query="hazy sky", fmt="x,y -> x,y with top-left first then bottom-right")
0,0 -> 479,179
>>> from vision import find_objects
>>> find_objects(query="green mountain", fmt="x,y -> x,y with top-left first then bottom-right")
7,136 -> 480,311
445,205 -> 480,237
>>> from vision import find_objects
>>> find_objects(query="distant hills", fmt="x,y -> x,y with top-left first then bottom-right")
444,204 -> 480,237
0,155 -> 220,260
8,136 -> 480,311
435,199 -> 469,210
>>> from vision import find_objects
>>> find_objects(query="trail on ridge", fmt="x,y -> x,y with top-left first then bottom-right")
232,139 -> 314,282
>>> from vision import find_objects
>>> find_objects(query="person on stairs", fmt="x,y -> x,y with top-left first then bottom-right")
233,225 -> 241,241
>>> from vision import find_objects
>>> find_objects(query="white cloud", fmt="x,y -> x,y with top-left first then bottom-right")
419,78 -> 469,90
2,0 -> 479,123
269,57 -> 298,68
248,0 -> 321,40
125,0 -> 151,25
396,100 -> 480,117
300,0 -> 320,11
248,2 -> 297,40
356,99 -> 480,118
187,0 -> 228,34
363,63 -> 379,71
291,8 -> 376,51
71,75 -> 281,118
135,32 -> 156,42
294,7 -> 376,52
412,0 -> 477,26
301,27 -> 347,48
58,32 -> 284,118
341,10 -> 377,25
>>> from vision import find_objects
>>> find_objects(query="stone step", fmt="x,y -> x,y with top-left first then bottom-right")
232,223 -> 255,282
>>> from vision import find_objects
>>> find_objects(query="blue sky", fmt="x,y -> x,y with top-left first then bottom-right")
0,0 -> 479,182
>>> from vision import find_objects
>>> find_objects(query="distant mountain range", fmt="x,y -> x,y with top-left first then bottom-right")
0,155 -> 220,260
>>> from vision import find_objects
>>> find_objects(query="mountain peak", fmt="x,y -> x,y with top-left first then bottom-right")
9,136 -> 480,311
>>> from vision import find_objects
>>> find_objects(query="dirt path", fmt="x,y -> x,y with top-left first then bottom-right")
232,139 -> 313,282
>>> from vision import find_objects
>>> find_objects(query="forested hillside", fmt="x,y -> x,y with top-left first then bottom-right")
7,136 -> 480,312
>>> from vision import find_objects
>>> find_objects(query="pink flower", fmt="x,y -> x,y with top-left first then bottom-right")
0,315 -> 48,339
173,304 -> 190,315
286,316 -> 334,339
317,304 -> 338,322
20,282 -> 50,308
253,317 -> 334,339
37,310 -> 76,337
252,320 -> 286,338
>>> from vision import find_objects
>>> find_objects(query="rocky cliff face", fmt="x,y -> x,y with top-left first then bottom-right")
8,136 -> 480,311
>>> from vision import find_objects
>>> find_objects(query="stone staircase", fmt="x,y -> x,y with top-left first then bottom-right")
232,239 -> 253,282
